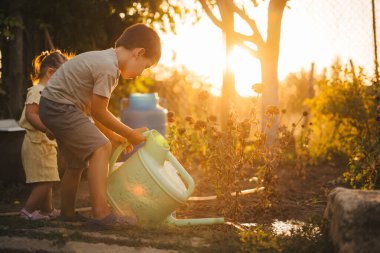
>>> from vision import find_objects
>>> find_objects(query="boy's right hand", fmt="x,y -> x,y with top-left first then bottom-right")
128,127 -> 149,145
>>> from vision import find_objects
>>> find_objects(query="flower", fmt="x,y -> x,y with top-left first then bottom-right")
265,105 -> 280,115
252,83 -> 263,94
208,115 -> 218,123
167,111 -> 175,123
194,120 -> 207,130
185,115 -> 194,124
178,128 -> 186,135
198,90 -> 210,100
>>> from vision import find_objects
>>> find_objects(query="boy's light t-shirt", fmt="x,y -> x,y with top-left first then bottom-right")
42,48 -> 120,112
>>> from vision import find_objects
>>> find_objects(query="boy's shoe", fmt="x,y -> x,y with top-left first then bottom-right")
47,208 -> 60,219
58,212 -> 88,222
20,208 -> 50,221
87,212 -> 137,230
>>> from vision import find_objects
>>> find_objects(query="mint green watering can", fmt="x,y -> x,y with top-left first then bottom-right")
107,129 -> 224,227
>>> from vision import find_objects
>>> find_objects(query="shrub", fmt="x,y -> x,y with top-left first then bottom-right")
306,60 -> 379,189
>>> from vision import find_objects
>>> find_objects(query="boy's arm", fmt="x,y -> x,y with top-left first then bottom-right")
91,94 -> 147,145
93,118 -> 134,153
93,117 -> 126,144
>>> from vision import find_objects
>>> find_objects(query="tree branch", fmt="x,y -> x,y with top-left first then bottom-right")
226,0 -> 265,48
234,31 -> 263,49
234,35 -> 260,58
199,0 -> 223,30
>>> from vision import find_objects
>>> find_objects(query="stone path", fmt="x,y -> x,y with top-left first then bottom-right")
0,236 -> 178,253
0,215 -> 235,253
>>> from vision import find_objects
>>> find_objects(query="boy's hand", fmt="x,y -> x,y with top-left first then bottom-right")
128,127 -> 149,145
110,134 -> 134,154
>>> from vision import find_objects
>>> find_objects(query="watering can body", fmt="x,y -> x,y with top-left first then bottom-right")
107,130 -> 195,226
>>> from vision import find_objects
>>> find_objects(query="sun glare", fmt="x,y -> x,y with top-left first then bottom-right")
159,16 -> 263,97
228,46 -> 261,96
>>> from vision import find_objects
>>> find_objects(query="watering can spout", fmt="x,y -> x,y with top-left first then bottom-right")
166,215 -> 225,226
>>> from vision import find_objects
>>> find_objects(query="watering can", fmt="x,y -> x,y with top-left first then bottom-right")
107,129 -> 224,227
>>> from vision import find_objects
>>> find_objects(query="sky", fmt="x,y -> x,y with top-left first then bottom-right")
157,0 -> 379,96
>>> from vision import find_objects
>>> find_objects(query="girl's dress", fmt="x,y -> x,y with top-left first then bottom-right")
19,84 -> 59,183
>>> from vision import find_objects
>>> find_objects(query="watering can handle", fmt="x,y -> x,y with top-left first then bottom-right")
109,130 -> 150,175
109,142 -> 129,175
167,152 -> 195,197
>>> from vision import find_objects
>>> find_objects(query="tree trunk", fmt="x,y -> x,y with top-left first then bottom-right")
260,51 -> 280,145
260,0 -> 286,145
218,0 -> 235,130
7,4 -> 24,119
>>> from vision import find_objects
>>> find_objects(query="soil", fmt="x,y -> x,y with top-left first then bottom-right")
0,162 -> 345,252
177,162 -> 346,224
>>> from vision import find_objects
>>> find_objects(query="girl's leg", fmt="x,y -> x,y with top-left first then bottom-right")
60,167 -> 85,217
88,141 -> 112,219
24,182 -> 53,213
40,183 -> 53,214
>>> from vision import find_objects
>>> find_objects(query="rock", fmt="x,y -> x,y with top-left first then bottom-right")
324,187 -> 380,253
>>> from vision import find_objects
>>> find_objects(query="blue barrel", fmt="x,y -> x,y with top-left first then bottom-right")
120,93 -> 167,160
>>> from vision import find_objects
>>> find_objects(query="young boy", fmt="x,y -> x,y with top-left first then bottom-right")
39,23 -> 161,228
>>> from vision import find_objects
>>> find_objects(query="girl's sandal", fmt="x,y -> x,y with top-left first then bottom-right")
20,208 -> 50,221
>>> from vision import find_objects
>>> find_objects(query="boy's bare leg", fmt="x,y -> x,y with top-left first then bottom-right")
24,182 -> 52,213
88,141 -> 112,219
60,167 -> 84,217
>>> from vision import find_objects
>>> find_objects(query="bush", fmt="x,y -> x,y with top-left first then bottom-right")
306,60 -> 380,189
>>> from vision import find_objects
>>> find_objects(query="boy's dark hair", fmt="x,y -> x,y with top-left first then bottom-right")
115,23 -> 161,64
32,50 -> 69,84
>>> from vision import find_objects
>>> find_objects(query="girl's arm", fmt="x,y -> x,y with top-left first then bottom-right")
25,103 -> 53,137
90,94 -> 147,145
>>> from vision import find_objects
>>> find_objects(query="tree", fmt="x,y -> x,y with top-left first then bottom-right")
199,0 -> 236,130
199,0 -> 288,144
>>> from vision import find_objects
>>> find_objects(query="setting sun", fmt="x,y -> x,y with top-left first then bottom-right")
228,46 -> 261,96
159,13 -> 263,97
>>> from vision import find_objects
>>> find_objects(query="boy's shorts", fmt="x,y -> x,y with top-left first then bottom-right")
39,97 -> 109,169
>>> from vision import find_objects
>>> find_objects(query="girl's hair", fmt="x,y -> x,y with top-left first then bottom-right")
31,49 -> 70,84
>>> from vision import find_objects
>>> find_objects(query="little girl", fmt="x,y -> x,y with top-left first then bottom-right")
19,50 -> 69,220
